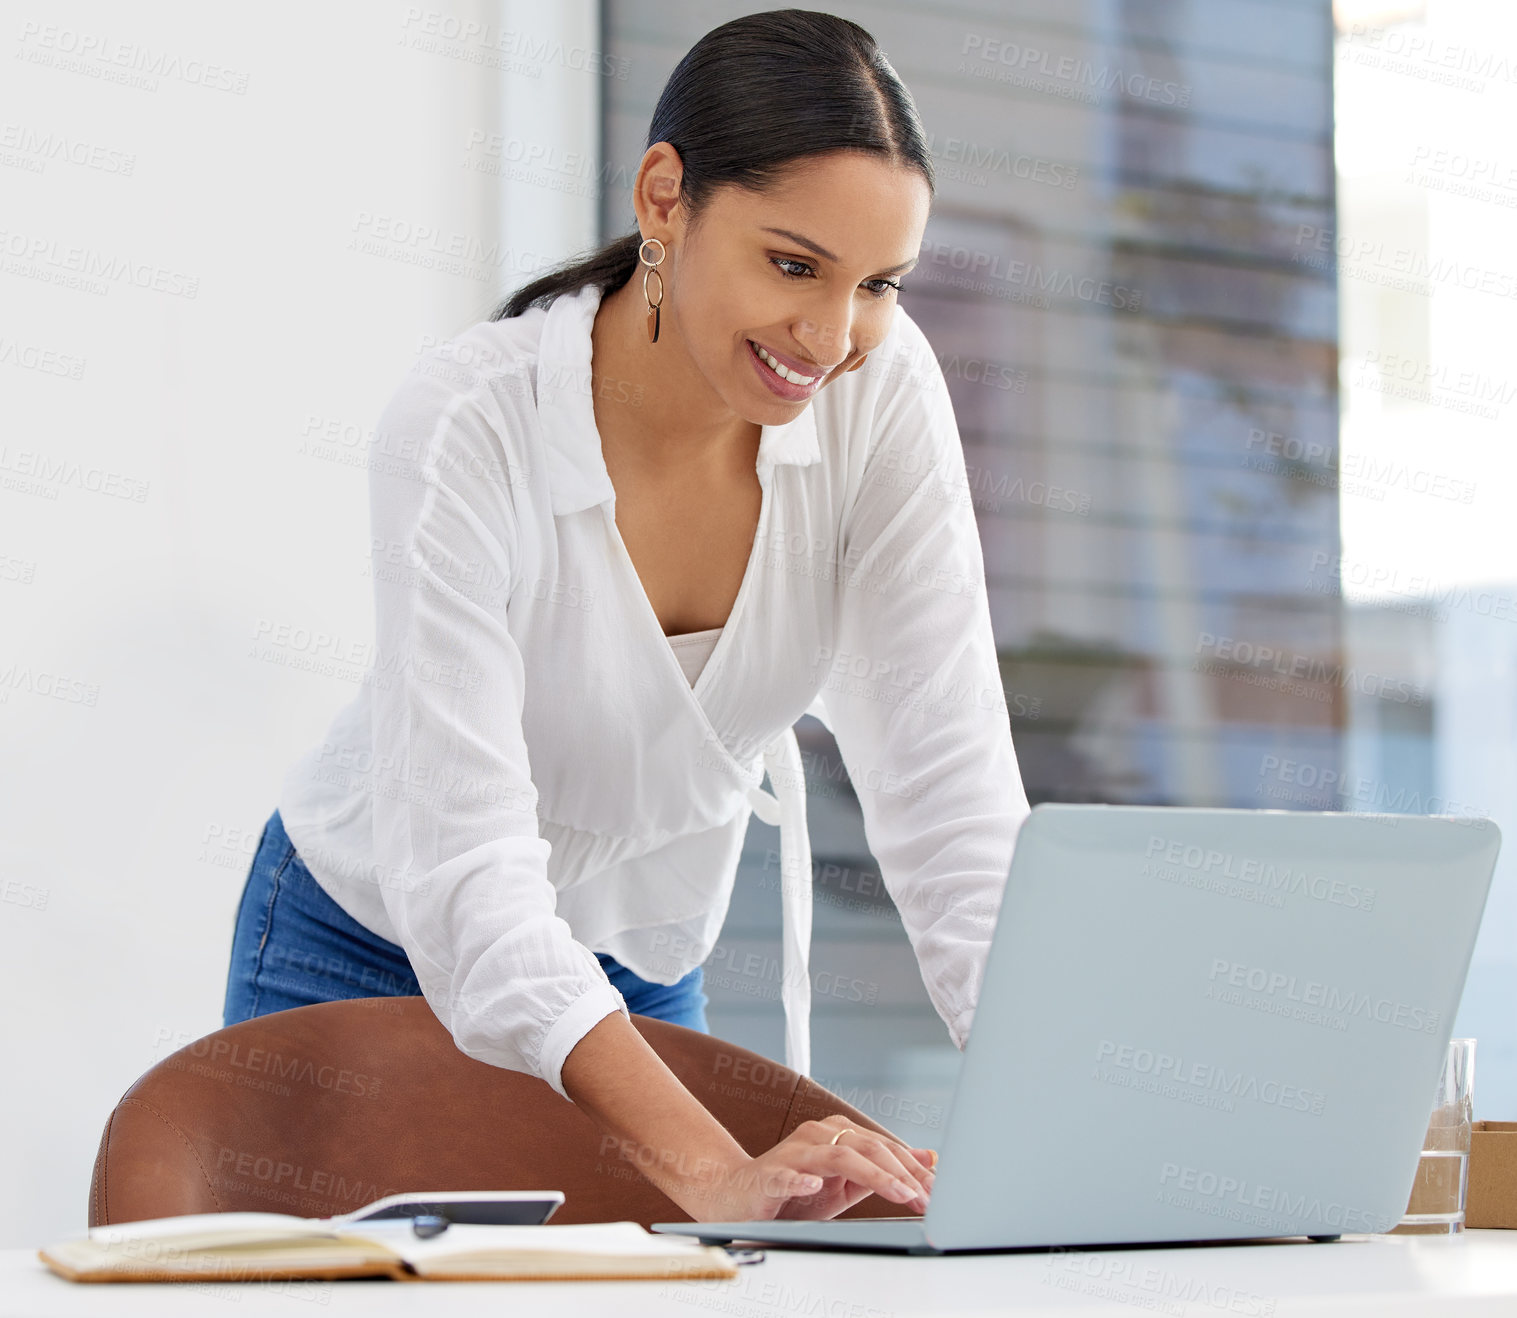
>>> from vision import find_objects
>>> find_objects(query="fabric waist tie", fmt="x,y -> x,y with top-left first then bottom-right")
745,725 -> 812,1077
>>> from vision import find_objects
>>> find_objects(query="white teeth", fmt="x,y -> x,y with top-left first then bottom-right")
753,342 -> 815,386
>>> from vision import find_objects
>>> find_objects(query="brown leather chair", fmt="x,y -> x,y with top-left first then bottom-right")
89,998 -> 914,1229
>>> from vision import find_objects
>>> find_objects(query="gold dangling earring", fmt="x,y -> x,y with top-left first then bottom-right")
847,353 -> 869,372
639,237 -> 666,344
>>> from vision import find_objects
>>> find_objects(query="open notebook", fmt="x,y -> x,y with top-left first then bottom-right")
40,1212 -> 738,1283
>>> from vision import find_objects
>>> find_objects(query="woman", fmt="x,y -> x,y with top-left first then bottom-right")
224,9 -> 1030,1224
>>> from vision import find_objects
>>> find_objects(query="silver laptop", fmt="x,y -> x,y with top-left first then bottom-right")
653,804 -> 1501,1252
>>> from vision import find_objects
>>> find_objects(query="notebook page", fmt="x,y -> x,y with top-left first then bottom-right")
384,1221 -> 720,1265
88,1211 -> 323,1250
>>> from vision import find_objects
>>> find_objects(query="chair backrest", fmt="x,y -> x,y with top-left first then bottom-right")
89,998 -> 910,1228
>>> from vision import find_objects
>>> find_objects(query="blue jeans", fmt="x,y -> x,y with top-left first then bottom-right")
222,808 -> 710,1032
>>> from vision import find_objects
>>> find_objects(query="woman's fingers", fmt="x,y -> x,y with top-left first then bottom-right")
806,1118 -> 934,1199
792,1141 -> 930,1208
814,1115 -> 923,1163
898,1140 -> 934,1170
749,1118 -> 937,1218
836,1132 -> 934,1200
830,1123 -> 933,1190
849,1128 -> 928,1201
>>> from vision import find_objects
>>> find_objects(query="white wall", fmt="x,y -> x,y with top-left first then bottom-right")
0,0 -> 597,1246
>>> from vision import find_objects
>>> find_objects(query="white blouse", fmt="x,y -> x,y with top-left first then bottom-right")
278,281 -> 1031,1101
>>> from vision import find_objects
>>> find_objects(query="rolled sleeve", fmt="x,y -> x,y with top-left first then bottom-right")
822,325 -> 1032,1043
365,368 -> 628,1098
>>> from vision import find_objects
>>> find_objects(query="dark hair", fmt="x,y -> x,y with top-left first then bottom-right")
488,8 -> 935,322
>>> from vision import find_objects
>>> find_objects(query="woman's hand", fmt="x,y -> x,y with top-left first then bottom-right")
674,1113 -> 937,1222
560,1015 -> 934,1225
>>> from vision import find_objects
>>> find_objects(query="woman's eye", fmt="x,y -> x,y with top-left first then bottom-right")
771,258 -> 902,299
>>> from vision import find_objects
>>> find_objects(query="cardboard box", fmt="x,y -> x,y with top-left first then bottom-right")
1466,1121 -> 1517,1228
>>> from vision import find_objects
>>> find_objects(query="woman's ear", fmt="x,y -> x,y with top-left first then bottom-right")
633,141 -> 686,237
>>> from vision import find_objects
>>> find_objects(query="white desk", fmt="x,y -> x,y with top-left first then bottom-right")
5,1232 -> 1517,1316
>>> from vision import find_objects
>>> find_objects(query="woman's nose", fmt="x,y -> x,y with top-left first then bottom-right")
793,313 -> 852,371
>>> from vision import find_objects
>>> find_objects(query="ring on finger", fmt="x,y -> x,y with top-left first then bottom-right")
829,1127 -> 856,1146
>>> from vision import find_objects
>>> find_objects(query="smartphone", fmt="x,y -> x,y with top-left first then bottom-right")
337,1190 -> 565,1227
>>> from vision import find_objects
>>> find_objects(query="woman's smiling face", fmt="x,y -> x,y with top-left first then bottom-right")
655,148 -> 932,426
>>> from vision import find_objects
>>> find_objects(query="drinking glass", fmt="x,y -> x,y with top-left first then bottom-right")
1393,1037 -> 1476,1234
